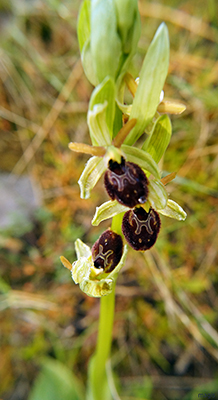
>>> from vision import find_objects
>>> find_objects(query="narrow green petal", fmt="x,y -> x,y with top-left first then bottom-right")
121,144 -> 161,179
148,179 -> 168,210
158,199 -> 187,221
75,238 -> 92,259
142,114 -> 172,164
78,156 -> 106,199
124,23 -> 170,145
92,200 -> 127,226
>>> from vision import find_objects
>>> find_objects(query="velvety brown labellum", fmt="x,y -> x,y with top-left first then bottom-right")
104,157 -> 149,208
92,229 -> 123,273
122,207 -> 161,251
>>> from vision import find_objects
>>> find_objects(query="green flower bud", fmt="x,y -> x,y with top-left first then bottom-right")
114,0 -> 141,54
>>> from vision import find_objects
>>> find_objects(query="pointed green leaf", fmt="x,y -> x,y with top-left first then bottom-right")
121,144 -> 161,179
148,179 -> 168,210
88,102 -> 112,146
78,156 -> 106,199
77,0 -> 91,53
124,23 -> 170,145
92,200 -> 127,226
142,114 -> 172,163
158,199 -> 187,220
28,358 -> 84,400
89,76 -> 115,138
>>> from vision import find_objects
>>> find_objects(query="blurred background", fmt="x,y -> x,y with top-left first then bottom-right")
0,0 -> 218,399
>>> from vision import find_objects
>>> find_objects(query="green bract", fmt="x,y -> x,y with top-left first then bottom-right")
124,23 -> 170,145
77,0 -> 141,85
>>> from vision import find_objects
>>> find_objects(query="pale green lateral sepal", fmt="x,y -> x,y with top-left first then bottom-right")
81,39 -> 98,87
121,144 -> 161,179
89,77 -> 115,139
75,238 -> 92,259
148,179 -> 168,210
71,257 -> 91,284
88,102 -> 112,147
78,156 -> 106,199
142,114 -> 172,164
92,200 -> 127,226
158,199 -> 187,220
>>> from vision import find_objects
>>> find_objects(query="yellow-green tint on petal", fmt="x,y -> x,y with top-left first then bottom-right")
112,118 -> 137,148
92,200 -> 127,226
68,142 -> 106,157
158,199 -> 187,221
157,101 -> 186,114
78,156 -> 106,199
148,179 -> 168,210
124,72 -> 137,97
60,256 -> 72,271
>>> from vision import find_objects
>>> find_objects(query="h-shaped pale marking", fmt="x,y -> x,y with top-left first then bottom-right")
131,210 -> 154,235
95,244 -> 114,268
109,167 -> 137,191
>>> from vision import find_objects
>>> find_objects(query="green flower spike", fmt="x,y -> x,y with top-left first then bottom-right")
60,239 -> 128,298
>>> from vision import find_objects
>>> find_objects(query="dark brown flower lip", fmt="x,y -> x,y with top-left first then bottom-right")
122,207 -> 161,251
91,229 -> 123,273
104,157 -> 149,208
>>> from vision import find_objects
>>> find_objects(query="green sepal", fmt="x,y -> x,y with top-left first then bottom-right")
80,278 -> 114,298
92,200 -> 127,226
77,0 -> 91,53
158,199 -> 187,220
148,179 -> 168,210
81,39 -> 98,86
89,77 -> 115,142
78,156 -> 106,199
75,238 -> 92,259
88,102 -> 112,146
90,0 -> 122,82
142,114 -> 172,164
124,23 -> 170,145
121,144 -> 161,179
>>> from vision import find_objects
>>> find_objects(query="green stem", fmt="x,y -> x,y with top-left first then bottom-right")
87,215 -> 121,400
87,286 -> 115,400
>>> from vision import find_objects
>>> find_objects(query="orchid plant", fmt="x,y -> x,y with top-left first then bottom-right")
60,1 -> 186,399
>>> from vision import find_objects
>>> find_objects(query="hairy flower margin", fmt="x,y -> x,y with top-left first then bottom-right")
60,16 -> 187,297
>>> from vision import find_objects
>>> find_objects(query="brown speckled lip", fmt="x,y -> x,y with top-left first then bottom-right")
122,207 -> 161,251
92,229 -> 123,273
104,157 -> 149,208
